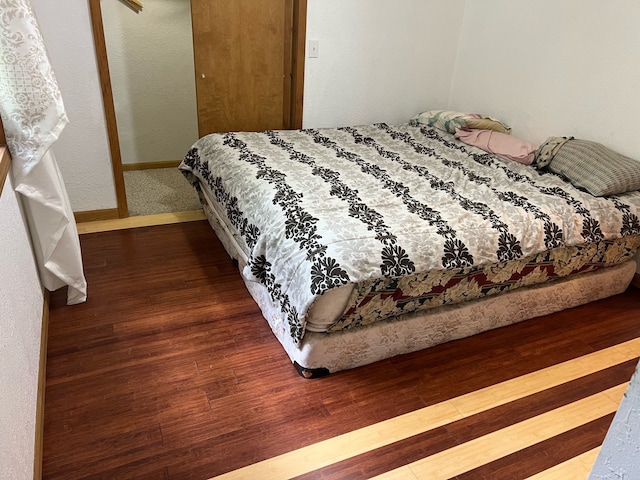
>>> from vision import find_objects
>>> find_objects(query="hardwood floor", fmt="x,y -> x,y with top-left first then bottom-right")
44,220 -> 640,479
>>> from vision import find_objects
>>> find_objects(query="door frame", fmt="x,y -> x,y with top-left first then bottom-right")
290,0 -> 307,129
88,0 -> 307,218
89,0 -> 128,218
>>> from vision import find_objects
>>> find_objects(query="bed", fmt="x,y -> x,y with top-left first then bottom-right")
179,122 -> 640,378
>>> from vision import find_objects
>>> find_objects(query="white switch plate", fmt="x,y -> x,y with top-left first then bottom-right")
308,40 -> 319,58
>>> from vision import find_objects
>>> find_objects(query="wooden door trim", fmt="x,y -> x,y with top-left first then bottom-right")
0,147 -> 10,195
283,0 -> 294,130
284,0 -> 308,129
291,0 -> 307,129
88,0 -> 129,218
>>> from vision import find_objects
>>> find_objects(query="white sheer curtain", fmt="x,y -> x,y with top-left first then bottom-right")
0,0 -> 87,304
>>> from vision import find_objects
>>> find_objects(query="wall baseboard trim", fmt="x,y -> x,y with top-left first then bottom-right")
34,290 -> 50,480
74,208 -> 121,223
122,160 -> 181,171
632,273 -> 640,289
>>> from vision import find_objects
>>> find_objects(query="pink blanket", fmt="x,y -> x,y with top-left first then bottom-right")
455,129 -> 537,165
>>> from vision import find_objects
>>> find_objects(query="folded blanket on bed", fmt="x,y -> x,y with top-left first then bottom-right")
454,129 -> 538,165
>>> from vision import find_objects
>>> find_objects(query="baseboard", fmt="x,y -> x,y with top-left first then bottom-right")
74,208 -> 120,223
122,160 -> 181,171
34,290 -> 50,480
632,273 -> 640,289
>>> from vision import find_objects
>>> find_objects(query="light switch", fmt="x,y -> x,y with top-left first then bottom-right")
308,40 -> 319,58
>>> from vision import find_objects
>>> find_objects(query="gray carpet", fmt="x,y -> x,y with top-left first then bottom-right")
124,168 -> 202,216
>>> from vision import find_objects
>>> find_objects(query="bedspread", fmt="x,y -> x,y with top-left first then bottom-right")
180,124 -> 640,343
331,236 -> 640,332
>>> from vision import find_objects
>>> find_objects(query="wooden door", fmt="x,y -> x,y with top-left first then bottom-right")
191,0 -> 305,136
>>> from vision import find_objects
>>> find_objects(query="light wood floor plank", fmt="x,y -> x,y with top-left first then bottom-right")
210,402 -> 462,480
450,338 -> 640,417
524,447 -> 600,480
375,385 -> 626,480
76,210 -> 206,234
209,340 -> 640,480
371,467 -> 418,480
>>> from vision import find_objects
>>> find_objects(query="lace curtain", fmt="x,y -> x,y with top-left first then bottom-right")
0,0 -> 87,304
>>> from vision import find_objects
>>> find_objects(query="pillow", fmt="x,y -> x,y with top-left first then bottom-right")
455,129 -> 538,165
410,110 -> 468,133
464,117 -> 511,134
539,138 -> 640,196
410,110 -> 511,134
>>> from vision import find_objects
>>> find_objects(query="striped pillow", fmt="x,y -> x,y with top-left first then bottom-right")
545,139 -> 640,196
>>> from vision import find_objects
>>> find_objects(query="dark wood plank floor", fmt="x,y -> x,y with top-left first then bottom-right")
43,220 -> 640,479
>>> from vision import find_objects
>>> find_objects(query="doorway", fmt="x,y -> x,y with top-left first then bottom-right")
89,0 -> 307,218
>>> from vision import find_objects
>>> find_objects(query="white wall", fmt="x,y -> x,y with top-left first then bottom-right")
30,0 -> 117,212
449,0 -> 640,158
26,0 -> 640,215
303,0 -> 466,128
449,0 -> 640,273
102,0 -> 199,165
0,176 -> 44,480
29,0 -> 466,211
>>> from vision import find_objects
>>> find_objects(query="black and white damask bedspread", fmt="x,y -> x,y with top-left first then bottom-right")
180,124 -> 640,343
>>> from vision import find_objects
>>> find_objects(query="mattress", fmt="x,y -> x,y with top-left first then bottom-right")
180,124 -> 640,324
198,176 -> 640,334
